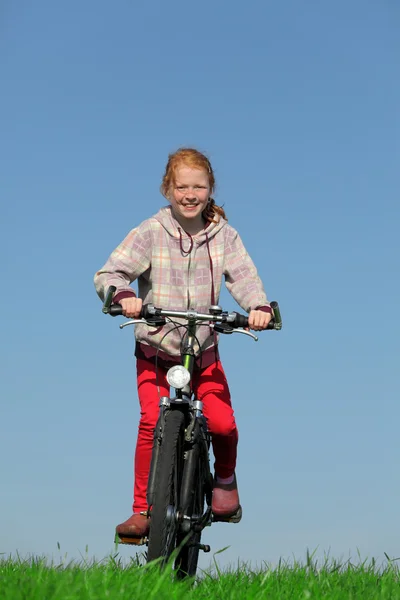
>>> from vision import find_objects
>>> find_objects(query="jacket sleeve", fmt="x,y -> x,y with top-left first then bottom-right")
94,221 -> 152,301
223,225 -> 270,312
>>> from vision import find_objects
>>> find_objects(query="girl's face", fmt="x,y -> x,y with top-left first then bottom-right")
169,166 -> 210,224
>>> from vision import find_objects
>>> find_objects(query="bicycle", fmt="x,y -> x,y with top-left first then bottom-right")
102,285 -> 282,577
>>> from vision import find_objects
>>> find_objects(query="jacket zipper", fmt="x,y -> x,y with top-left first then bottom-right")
187,251 -> 192,308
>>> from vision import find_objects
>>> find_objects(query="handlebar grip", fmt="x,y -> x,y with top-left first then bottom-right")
232,304 -> 282,330
231,312 -> 249,328
102,285 -> 117,313
107,303 -> 153,319
108,303 -> 123,316
270,301 -> 282,329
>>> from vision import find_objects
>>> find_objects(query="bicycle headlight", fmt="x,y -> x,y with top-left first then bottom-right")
166,365 -> 191,389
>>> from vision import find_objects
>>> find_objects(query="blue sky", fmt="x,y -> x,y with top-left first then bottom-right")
1,0 -> 399,570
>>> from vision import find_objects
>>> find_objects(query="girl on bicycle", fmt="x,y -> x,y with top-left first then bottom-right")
94,148 -> 272,538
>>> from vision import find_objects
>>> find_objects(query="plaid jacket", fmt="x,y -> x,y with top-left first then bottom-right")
94,206 -> 269,357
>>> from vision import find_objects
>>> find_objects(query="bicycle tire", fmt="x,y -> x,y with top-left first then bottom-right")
146,409 -> 185,567
175,462 -> 205,577
175,427 -> 210,578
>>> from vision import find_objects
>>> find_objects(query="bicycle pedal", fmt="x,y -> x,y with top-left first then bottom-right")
114,533 -> 147,546
212,505 -> 242,524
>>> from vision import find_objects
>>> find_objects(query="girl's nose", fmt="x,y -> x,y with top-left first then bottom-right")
184,187 -> 196,199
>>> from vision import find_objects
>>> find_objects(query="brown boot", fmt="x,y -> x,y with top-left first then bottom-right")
212,473 -> 240,518
115,514 -> 150,538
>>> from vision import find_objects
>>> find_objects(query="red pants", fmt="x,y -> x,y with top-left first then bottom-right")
133,357 -> 238,513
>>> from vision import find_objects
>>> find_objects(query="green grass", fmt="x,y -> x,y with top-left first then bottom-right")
1,551 -> 400,599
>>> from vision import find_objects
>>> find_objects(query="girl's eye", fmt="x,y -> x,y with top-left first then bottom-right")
176,185 -> 206,192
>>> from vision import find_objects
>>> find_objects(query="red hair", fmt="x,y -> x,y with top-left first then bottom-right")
160,148 -> 227,223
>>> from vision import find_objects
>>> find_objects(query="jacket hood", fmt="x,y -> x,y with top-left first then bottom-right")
153,205 -> 227,245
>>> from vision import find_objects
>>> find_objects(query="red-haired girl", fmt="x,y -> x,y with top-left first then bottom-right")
95,148 -> 272,538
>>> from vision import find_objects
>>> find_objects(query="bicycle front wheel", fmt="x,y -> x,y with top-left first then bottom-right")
146,409 -> 185,567
175,425 -> 211,578
175,456 -> 205,578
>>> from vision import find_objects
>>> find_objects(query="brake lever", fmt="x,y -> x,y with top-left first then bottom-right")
120,319 -> 147,329
213,323 -> 258,342
119,317 -> 166,330
232,329 -> 258,342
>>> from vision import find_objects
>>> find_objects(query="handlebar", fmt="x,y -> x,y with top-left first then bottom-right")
102,286 -> 282,331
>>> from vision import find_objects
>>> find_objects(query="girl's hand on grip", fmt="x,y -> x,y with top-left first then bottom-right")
120,297 -> 143,318
248,309 -> 272,331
